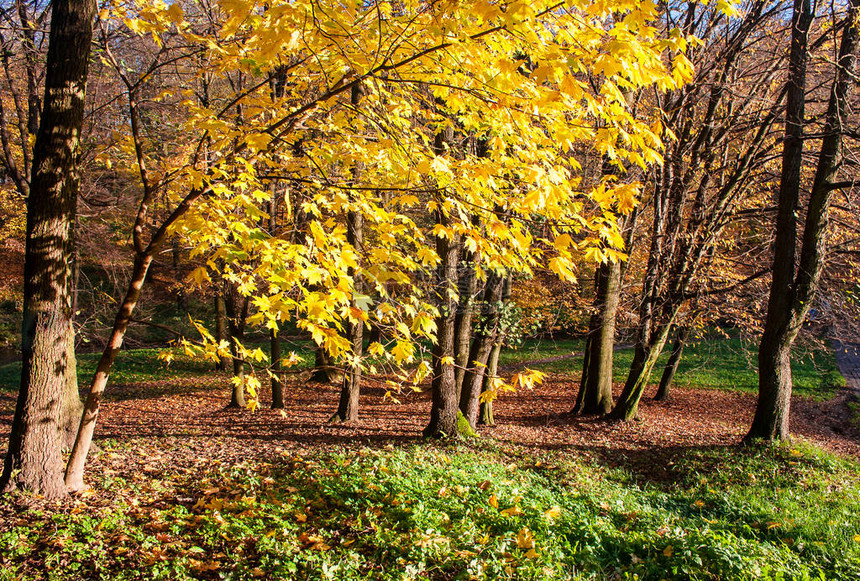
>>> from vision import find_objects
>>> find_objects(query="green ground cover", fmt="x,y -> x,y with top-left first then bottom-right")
502,336 -> 845,399
2,441 -> 859,580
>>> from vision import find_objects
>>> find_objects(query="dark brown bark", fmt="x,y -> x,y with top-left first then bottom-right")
453,238 -> 478,398
270,329 -> 284,409
331,206 -> 364,422
458,273 -> 504,428
331,83 -> 366,423
224,285 -> 249,409
654,325 -> 690,401
214,291 -> 228,371
574,259 -> 621,415
1,0 -> 94,499
748,0 -> 858,441
424,207 -> 460,438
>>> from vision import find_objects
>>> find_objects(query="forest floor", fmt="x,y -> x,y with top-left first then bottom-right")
2,342 -> 860,579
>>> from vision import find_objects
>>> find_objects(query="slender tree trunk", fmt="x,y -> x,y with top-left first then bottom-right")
270,329 -> 284,409
479,340 -> 502,426
747,0 -> 857,441
1,0 -> 94,499
454,239 -> 478,398
214,291 -> 228,371
459,273 -> 504,427
224,286 -> 248,409
654,325 -> 689,401
65,253 -> 152,491
331,83 -> 366,423
331,207 -> 364,422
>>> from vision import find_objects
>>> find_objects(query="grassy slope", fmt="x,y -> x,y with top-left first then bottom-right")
2,441 -> 859,580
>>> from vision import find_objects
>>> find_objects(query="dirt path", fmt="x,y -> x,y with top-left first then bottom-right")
834,340 -> 860,393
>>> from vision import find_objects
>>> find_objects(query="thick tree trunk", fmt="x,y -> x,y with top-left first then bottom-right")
60,328 -> 84,450
424,208 -> 460,438
1,0 -> 94,499
575,260 -> 621,415
748,0 -> 857,441
654,325 -> 689,401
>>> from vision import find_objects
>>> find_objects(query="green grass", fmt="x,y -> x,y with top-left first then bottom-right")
0,340 -> 318,394
502,336 -> 845,400
2,441 -> 859,580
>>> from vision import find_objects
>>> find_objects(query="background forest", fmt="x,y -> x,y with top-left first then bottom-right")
1,0 -> 860,579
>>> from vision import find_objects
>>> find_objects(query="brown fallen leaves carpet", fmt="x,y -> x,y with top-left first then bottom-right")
3,370 -> 856,469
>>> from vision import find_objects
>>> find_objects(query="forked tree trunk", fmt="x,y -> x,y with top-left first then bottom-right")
747,0 -> 857,441
459,273 -> 504,428
1,0 -> 94,499
609,321 -> 675,422
654,325 -> 690,401
453,239 -> 478,398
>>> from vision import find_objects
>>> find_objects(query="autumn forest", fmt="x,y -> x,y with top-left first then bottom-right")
1,0 -> 860,579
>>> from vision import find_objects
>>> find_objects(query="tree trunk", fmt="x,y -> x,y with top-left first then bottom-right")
331,209 -> 364,423
478,340 -> 502,426
1,0 -> 94,499
309,347 -> 340,383
424,207 -> 460,438
654,325 -> 689,401
270,329 -> 284,409
331,83 -> 366,423
459,273 -> 504,428
748,0 -> 857,441
224,286 -> 249,409
609,320 -> 674,422
214,291 -> 228,371
575,260 -> 621,415
453,240 -> 478,398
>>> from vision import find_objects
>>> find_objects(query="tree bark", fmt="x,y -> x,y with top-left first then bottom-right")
331,207 -> 364,422
214,291 -> 228,371
424,207 -> 460,438
478,340 -> 502,426
453,237 -> 478,398
1,0 -> 94,499
270,329 -> 284,409
331,83 -> 366,423
224,285 -> 249,408
575,259 -> 622,415
459,272 -> 504,428
654,325 -> 689,401
747,0 -> 858,441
